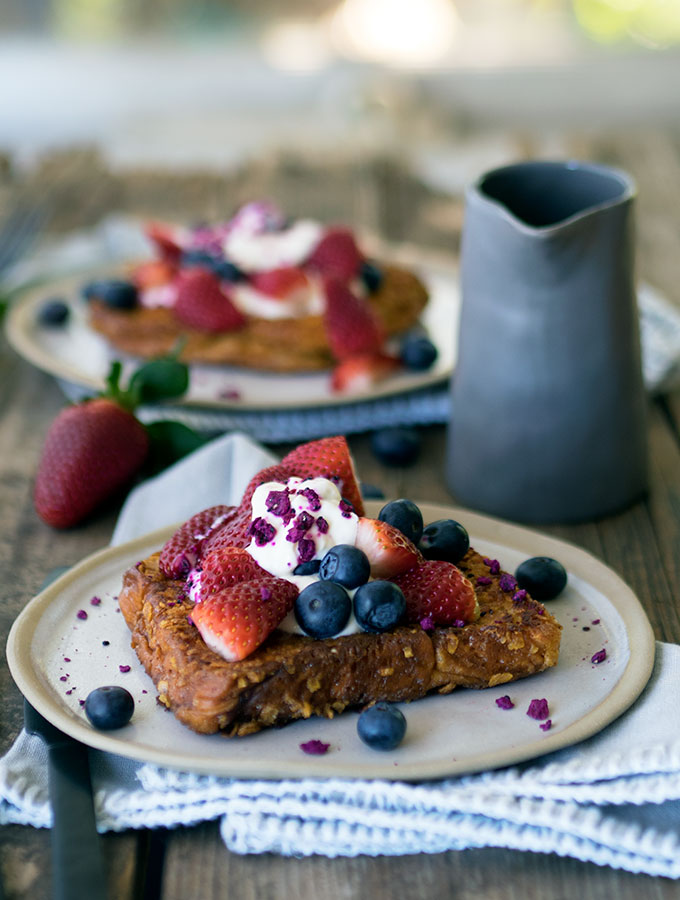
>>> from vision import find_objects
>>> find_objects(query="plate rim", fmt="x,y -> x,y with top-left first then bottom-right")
4,247 -> 459,412
7,501 -> 656,781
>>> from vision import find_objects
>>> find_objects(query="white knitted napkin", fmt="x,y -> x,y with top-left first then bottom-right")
3,433 -> 680,876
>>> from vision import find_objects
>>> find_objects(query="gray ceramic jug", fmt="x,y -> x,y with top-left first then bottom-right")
447,160 -> 648,523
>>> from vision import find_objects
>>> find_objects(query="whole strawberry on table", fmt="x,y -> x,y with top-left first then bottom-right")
34,357 -> 203,528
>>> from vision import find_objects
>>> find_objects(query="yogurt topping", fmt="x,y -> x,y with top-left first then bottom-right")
222,218 -> 323,274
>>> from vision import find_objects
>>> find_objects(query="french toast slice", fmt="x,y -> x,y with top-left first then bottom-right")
118,546 -> 561,737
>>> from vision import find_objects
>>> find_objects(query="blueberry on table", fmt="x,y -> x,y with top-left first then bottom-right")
378,499 -> 423,545
294,581 -> 352,639
371,427 -> 421,467
82,279 -> 138,310
37,298 -> 69,327
400,335 -> 438,371
357,702 -> 407,750
514,556 -> 567,601
84,686 -> 134,730
319,544 -> 370,589
354,581 -> 406,633
419,519 -> 470,564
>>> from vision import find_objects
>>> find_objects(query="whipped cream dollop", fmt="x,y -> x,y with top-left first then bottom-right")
222,218 -> 323,274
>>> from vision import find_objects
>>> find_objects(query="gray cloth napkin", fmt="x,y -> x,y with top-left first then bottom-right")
2,432 -> 679,877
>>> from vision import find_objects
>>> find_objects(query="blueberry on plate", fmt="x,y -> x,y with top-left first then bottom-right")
354,581 -> 406,633
212,259 -> 245,282
84,686 -> 134,730
82,279 -> 138,310
419,519 -> 470,564
370,427 -> 421,467
37,298 -> 69,327
294,581 -> 352,639
360,260 -> 383,294
378,499 -> 423,545
400,335 -> 438,371
514,556 -> 567,601
293,559 -> 321,576
357,702 -> 407,750
319,544 -> 370,589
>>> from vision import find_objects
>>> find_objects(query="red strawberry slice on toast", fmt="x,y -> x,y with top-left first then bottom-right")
250,266 -> 309,299
306,227 -> 362,280
174,268 -> 246,333
331,353 -> 400,394
281,436 -> 364,516
191,578 -> 298,661
159,505 -> 236,578
132,259 -> 177,289
354,517 -> 422,578
323,278 -> 384,361
197,547 -> 269,600
390,560 -> 478,625
201,506 -> 254,554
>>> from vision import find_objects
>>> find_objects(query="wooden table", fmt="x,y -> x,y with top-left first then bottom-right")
1,130 -> 680,898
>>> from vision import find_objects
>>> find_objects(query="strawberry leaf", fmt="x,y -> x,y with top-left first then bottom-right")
144,420 -> 207,474
128,358 -> 189,405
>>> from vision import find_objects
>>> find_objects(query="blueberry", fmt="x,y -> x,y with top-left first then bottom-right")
181,248 -> 218,269
360,260 -> 383,294
357,702 -> 406,750
212,259 -> 245,282
371,427 -> 421,467
294,581 -> 352,639
319,544 -> 370,589
84,686 -> 134,730
293,559 -> 321,576
353,581 -> 406,633
419,519 -> 470,564
378,499 -> 423,545
515,557 -> 567,601
37,298 -> 69,327
360,482 -> 385,500
400,335 -> 438,371
82,279 -> 138,310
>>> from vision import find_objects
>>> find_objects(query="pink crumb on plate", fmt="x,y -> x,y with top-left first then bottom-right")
300,739 -> 330,755
527,698 -> 549,720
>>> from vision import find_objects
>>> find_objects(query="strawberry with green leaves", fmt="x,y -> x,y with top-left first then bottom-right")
34,357 -> 202,529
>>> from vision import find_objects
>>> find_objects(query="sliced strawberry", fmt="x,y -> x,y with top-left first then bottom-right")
354,517 -> 422,578
323,278 -> 384,361
174,268 -> 246,333
390,560 -> 478,626
306,227 -> 362,280
250,266 -> 309,299
131,259 -> 177,290
159,505 -> 236,578
191,578 -> 298,661
201,506 -> 254,554
281,436 -> 364,516
197,546 -> 269,600
237,463 -> 294,515
331,353 -> 400,394
145,222 -> 183,264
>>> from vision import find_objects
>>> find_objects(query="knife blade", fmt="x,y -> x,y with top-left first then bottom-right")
24,699 -> 107,900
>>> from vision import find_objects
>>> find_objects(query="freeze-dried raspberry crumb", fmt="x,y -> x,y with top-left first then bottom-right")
496,695 -> 514,710
512,589 -> 528,603
591,648 -> 607,664
260,586 -> 272,601
265,489 -> 293,521
297,538 -> 316,563
540,719 -> 552,731
483,557 -> 500,574
286,511 -> 314,543
60,676 -> 68,682
90,596 -> 101,606
76,610 -> 87,620
527,698 -> 549,720
300,739 -> 330,755
63,657 -> 71,662
119,665 -> 131,673
452,619 -> 466,628
592,619 -> 601,625
79,699 -> 85,707
420,616 -> 435,631
476,576 -> 492,586
499,574 -> 517,592
249,517 -> 276,546
299,487 -> 321,511
316,516 -> 329,534
339,500 -> 354,519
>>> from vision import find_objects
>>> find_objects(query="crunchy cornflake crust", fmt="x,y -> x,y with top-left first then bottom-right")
118,547 -> 562,737
89,264 -> 428,372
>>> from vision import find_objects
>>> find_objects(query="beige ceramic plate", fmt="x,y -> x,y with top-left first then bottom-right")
4,249 -> 459,412
7,502 -> 655,780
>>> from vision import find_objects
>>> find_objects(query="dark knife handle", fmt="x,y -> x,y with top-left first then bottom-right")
47,741 -> 107,900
